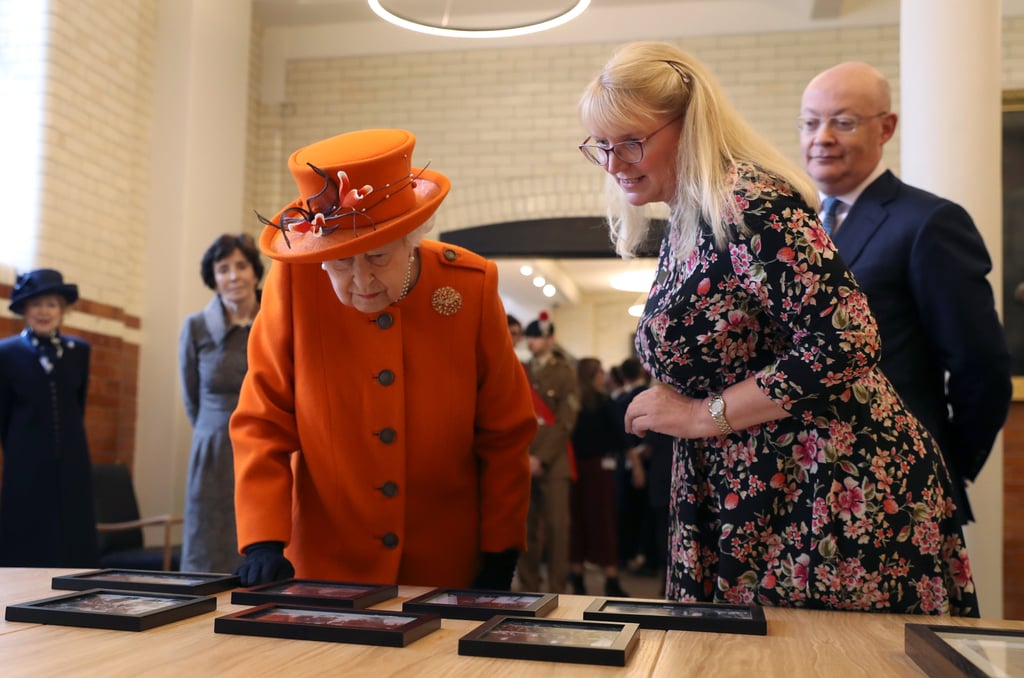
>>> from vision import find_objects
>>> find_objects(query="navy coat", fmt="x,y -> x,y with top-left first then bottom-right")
0,330 -> 99,566
833,170 -> 1013,523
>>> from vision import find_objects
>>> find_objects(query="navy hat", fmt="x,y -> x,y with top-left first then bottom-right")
524,311 -> 554,338
9,269 -> 79,315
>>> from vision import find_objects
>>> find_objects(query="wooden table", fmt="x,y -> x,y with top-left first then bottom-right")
1,568 -> 1021,676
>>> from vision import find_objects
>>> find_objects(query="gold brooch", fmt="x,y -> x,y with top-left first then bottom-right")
431,286 -> 462,316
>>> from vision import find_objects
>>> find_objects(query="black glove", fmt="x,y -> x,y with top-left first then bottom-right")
470,549 -> 520,591
235,541 -> 295,586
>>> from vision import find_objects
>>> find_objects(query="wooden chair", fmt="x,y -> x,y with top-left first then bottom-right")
92,462 -> 182,571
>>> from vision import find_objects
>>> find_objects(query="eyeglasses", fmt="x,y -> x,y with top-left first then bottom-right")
796,112 -> 888,135
578,117 -> 680,166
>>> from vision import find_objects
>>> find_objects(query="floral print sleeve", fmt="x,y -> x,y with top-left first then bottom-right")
637,164 -> 880,419
731,170 -> 881,419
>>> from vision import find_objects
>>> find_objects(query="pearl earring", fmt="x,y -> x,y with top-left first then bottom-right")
321,262 -> 328,271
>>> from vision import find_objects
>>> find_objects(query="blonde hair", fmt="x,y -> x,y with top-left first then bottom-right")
579,41 -> 818,259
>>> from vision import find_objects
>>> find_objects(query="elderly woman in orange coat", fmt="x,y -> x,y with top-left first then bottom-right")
230,129 -> 536,589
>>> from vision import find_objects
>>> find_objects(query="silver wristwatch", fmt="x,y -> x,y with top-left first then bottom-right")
707,392 -> 735,436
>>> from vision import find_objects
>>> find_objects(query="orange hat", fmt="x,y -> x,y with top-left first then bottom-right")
258,129 -> 450,263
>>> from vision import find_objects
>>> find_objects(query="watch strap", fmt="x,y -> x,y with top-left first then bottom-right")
708,393 -> 735,436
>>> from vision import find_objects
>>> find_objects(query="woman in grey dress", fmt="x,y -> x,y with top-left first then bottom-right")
178,233 -> 263,572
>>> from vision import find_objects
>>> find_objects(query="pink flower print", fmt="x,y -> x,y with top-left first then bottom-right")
833,477 -> 866,521
911,519 -> 941,557
792,553 -> 811,589
949,552 -> 972,589
916,576 -> 947,614
792,430 -> 826,480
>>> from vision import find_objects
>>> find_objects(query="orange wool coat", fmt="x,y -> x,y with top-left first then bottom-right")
230,240 -> 537,587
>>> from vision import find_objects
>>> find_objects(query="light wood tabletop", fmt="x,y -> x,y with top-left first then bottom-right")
1,568 -> 1021,677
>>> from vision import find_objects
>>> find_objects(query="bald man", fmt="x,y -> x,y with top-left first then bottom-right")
799,62 -> 1011,524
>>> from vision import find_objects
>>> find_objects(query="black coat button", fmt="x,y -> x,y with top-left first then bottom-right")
444,248 -> 457,261
380,481 -> 398,498
378,428 -> 397,444
376,313 -> 393,329
377,370 -> 395,386
381,532 -> 399,548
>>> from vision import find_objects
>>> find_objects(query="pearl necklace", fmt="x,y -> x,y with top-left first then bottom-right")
394,251 -> 418,303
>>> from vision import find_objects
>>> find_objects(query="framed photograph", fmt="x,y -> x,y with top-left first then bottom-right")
583,598 -> 767,635
52,569 -> 239,596
231,579 -> 397,610
458,615 -> 639,667
402,588 -> 557,621
214,603 -> 440,647
4,589 -> 216,631
905,623 -> 1024,677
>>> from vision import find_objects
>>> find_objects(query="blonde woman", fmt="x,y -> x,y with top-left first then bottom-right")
578,41 -> 977,616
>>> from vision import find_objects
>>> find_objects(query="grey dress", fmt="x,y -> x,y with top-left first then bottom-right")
178,296 -> 252,573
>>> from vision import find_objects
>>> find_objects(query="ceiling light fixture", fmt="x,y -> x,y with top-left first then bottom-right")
611,268 -> 657,293
367,0 -> 591,39
628,293 -> 648,318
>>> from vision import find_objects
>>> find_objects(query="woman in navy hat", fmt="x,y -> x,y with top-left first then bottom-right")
0,268 -> 98,567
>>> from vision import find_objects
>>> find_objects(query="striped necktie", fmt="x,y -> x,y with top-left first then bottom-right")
820,196 -> 841,236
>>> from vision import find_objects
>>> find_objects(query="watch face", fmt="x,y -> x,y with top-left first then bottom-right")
710,397 -> 725,416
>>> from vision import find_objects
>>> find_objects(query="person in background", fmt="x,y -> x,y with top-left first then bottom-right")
799,62 -> 1012,525
0,269 -> 98,567
506,313 -> 531,364
615,357 -> 660,578
230,129 -> 536,589
178,233 -> 263,573
516,312 -> 579,594
613,358 -> 653,575
568,357 -> 629,597
606,364 -> 626,400
579,40 -> 977,615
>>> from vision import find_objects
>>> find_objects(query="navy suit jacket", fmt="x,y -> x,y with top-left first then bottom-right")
833,170 -> 1012,522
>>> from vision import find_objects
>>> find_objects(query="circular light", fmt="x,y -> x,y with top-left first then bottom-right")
542,284 -> 556,298
532,276 -> 546,288
628,303 -> 645,317
520,264 -> 533,276
367,0 -> 591,39
611,268 -> 657,293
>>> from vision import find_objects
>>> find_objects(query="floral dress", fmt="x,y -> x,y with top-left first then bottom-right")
635,163 -> 978,615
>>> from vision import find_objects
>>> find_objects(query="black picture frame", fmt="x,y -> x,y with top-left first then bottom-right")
214,603 -> 440,647
231,579 -> 398,609
4,588 -> 216,631
402,588 -> 558,621
583,598 -> 767,635
458,615 -> 640,667
52,569 -> 239,596
905,623 -> 1024,677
